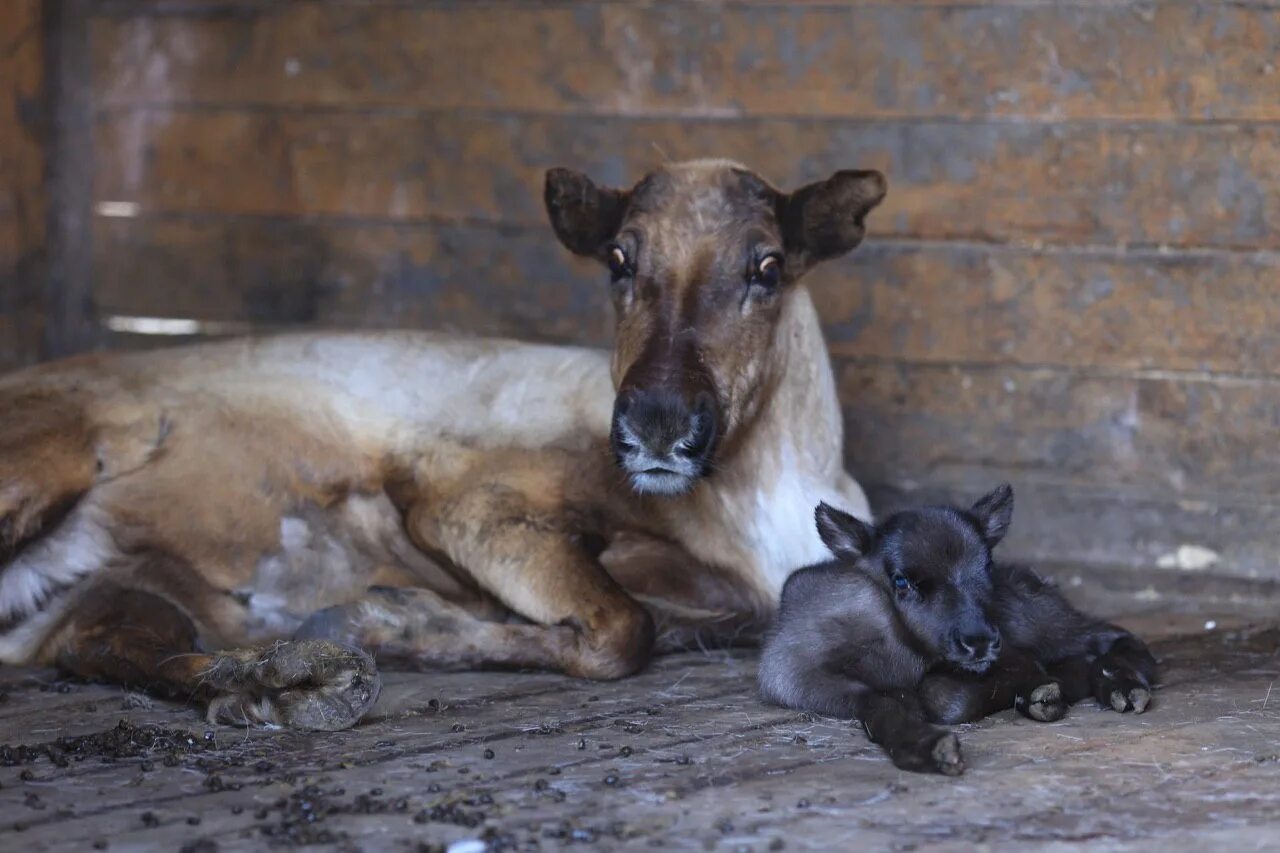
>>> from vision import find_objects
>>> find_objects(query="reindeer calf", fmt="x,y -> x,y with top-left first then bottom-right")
758,485 -> 1157,775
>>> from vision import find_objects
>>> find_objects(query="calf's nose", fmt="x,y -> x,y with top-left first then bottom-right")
954,628 -> 1001,660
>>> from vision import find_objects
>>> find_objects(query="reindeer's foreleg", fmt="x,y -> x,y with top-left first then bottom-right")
860,690 -> 965,776
760,664 -> 964,776
405,483 -> 654,680
300,463 -> 655,679
601,534 -> 766,653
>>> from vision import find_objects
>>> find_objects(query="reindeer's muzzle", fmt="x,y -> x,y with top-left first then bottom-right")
610,387 -> 718,495
947,626 -> 1002,674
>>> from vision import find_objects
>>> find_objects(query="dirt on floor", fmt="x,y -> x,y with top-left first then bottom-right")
0,564 -> 1278,852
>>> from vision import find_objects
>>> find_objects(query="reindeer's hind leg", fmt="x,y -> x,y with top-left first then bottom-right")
1049,636 -> 1155,714
918,648 -> 1067,725
45,570 -> 380,731
0,391 -> 97,560
992,563 -> 1156,713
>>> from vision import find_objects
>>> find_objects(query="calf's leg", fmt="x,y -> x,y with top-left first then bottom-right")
918,647 -> 1067,725
860,690 -> 965,776
993,562 -> 1157,713
761,666 -> 963,776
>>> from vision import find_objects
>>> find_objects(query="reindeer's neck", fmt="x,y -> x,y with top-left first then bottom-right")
667,287 -> 871,605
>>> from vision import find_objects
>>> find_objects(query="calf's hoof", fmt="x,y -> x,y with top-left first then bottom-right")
885,729 -> 965,776
1092,662 -> 1152,714
201,640 -> 381,731
929,732 -> 966,776
1016,681 -> 1068,723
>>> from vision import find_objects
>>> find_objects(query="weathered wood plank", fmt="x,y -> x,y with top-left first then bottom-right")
89,2 -> 1280,121
91,216 -> 616,345
0,0 -> 47,369
88,218 -> 1280,576
3,626 -> 1279,851
92,217 -> 1280,377
867,481 -> 1280,583
91,110 -> 1280,250
841,359 -> 1280,499
828,243 -> 1280,375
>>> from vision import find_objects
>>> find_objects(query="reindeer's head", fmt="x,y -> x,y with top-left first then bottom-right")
545,160 -> 886,495
814,484 -> 1016,674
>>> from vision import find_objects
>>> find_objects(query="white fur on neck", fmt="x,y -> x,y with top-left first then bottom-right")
695,287 -> 872,599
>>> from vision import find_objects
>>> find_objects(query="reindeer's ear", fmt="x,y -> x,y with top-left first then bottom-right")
777,170 -> 886,273
815,502 -> 875,561
544,168 -> 629,259
970,483 -> 1014,547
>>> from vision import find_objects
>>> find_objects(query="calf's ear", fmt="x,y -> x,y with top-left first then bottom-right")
544,168 -> 629,259
815,502 -> 874,560
777,170 -> 887,274
970,483 -> 1014,547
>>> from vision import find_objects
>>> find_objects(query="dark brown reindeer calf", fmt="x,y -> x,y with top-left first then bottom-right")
759,485 -> 1157,775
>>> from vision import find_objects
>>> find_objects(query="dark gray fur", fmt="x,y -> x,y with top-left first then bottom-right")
759,484 -> 1157,775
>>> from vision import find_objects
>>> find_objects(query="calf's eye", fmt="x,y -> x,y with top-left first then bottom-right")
892,576 -> 910,592
754,254 -> 782,289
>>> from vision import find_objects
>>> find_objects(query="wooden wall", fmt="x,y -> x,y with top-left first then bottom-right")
26,1 -> 1280,577
0,0 -> 46,369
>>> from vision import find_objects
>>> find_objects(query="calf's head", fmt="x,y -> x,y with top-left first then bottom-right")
814,484 -> 1016,674
545,160 -> 886,495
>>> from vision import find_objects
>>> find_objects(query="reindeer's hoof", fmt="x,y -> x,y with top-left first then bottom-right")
201,640 -> 380,731
1107,685 -> 1152,714
887,730 -> 965,776
929,732 -> 965,776
1017,681 -> 1068,723
1093,664 -> 1152,714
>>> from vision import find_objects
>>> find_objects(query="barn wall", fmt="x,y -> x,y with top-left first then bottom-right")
50,1 -> 1280,576
0,0 -> 47,369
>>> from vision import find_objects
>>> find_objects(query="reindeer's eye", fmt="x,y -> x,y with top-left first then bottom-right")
754,254 -> 783,289
892,575 -> 910,592
607,246 -> 631,281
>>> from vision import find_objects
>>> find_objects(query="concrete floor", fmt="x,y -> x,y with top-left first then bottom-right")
1,565 -> 1278,852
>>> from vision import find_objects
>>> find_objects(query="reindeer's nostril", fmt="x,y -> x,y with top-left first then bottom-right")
692,390 -> 715,416
955,630 -> 999,659
614,390 -> 636,418
677,395 -> 717,458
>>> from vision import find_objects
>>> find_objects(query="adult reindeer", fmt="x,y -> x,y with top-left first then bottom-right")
0,160 -> 886,730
